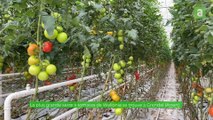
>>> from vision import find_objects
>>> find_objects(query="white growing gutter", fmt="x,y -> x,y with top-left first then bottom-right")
4,73 -> 104,120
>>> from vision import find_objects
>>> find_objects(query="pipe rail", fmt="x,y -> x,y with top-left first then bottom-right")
4,73 -> 107,120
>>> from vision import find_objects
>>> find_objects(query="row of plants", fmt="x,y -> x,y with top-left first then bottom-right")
0,0 -> 171,118
171,0 -> 213,119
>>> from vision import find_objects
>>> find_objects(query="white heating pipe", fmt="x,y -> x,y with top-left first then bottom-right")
4,74 -> 102,120
53,81 -> 130,120
0,73 -> 23,77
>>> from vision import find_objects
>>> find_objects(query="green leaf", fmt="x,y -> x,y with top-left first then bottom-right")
103,35 -> 115,43
42,15 -> 55,36
207,32 -> 213,44
90,43 -> 100,52
127,29 -> 138,40
84,45 -> 91,57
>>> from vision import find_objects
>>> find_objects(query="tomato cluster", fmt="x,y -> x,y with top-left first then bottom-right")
117,30 -> 124,50
109,90 -> 123,115
81,53 -> 92,69
67,74 -> 78,91
43,12 -> 68,44
66,74 -> 78,91
190,76 -> 213,105
27,43 -> 57,81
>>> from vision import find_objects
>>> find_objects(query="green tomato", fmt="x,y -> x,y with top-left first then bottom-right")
38,71 -> 49,81
44,29 -> 58,40
115,108 -> 123,115
191,92 -> 195,98
194,95 -> 200,101
85,54 -> 91,59
113,63 -> 121,71
129,56 -> 133,61
120,69 -> 124,75
117,30 -> 123,36
193,99 -> 198,104
28,65 -> 41,76
85,63 -> 89,68
24,71 -> 29,77
100,8 -> 106,14
119,44 -> 124,50
82,55 -> 86,60
57,32 -> 68,43
86,59 -> 91,63
117,78 -> 123,83
42,59 -> 50,68
51,12 -> 62,22
127,61 -> 132,65
69,86 -> 75,91
81,61 -> 85,66
118,36 -> 124,42
56,26 -> 63,32
46,64 -> 57,75
4,14 -> 10,19
114,73 -> 121,79
41,23 -> 45,29
28,56 -> 40,65
119,60 -> 126,68
207,97 -> 212,102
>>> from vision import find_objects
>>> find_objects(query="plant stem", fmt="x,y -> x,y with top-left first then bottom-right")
100,56 -> 115,101
26,1 -> 42,119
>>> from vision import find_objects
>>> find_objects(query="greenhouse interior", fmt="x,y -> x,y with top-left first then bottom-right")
0,0 -> 213,120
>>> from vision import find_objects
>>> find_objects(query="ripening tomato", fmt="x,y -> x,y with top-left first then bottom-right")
208,105 -> 213,117
111,94 -> 120,102
27,43 -> 39,56
107,31 -> 113,36
42,41 -> 53,53
109,90 -> 117,96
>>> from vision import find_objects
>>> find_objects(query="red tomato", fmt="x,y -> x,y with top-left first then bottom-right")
67,74 -> 77,86
67,74 -> 77,80
209,105 -> 213,117
134,71 -> 140,80
42,41 -> 53,53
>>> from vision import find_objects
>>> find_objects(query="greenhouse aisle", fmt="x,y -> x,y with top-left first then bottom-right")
150,62 -> 184,120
